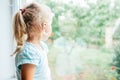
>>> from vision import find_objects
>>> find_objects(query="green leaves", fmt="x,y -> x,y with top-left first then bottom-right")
37,0 -> 120,46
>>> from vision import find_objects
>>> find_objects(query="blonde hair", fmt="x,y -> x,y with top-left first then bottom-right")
12,2 -> 53,55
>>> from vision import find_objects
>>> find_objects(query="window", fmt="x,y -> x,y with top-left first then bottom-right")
14,0 -> 120,80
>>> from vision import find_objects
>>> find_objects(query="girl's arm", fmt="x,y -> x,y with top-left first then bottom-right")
21,64 -> 36,80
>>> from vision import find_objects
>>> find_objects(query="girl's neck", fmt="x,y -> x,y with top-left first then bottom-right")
26,36 -> 41,45
26,36 -> 44,51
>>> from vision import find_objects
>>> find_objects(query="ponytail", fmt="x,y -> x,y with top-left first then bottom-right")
12,11 -> 26,55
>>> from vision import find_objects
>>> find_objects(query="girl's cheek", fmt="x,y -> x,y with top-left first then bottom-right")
41,32 -> 49,41
41,30 -> 51,41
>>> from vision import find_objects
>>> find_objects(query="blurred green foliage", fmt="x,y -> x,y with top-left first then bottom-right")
36,0 -> 120,47
112,42 -> 120,80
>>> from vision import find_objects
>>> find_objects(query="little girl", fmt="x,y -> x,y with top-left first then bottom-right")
12,2 -> 53,80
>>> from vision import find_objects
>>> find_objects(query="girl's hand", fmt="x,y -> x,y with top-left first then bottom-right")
21,64 -> 36,80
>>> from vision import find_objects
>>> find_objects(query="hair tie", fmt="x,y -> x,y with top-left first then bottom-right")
20,9 -> 25,14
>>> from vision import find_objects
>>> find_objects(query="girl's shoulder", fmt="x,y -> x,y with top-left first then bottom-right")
18,42 -> 41,58
23,42 -> 38,52
15,42 -> 41,68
